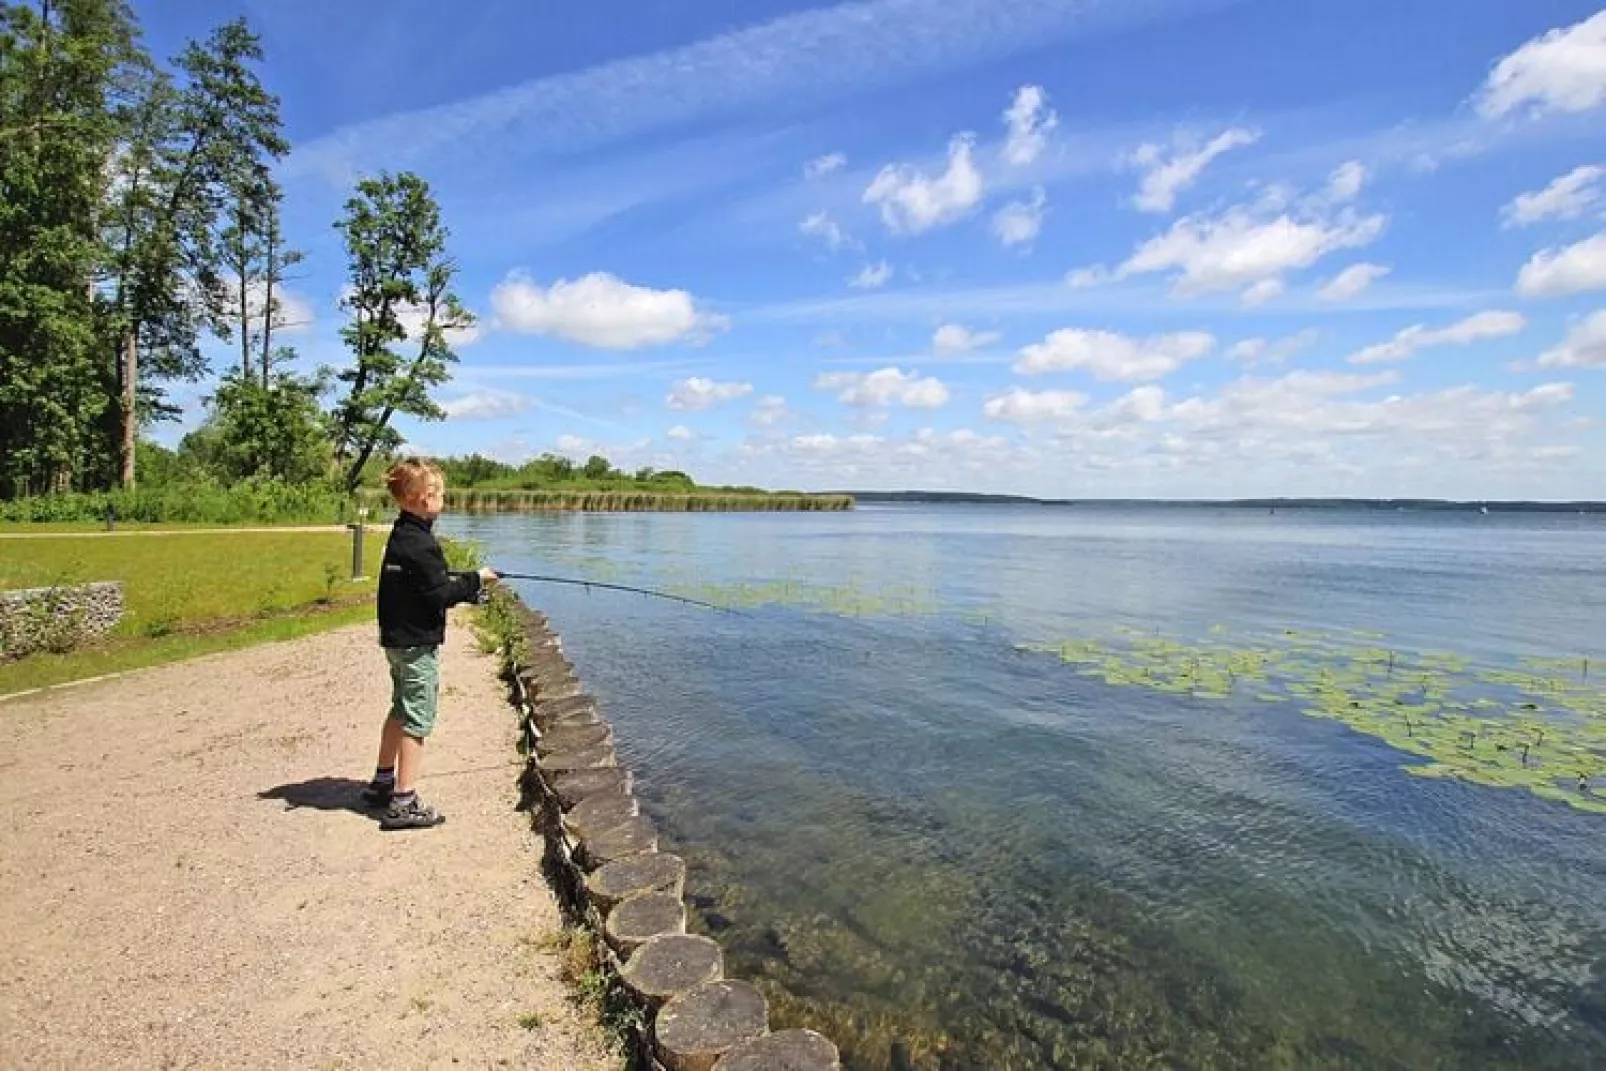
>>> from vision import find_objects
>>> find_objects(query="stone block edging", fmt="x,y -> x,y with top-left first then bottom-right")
494,596 -> 842,1071
0,581 -> 124,659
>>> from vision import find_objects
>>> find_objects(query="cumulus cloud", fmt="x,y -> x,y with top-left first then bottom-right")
993,186 -> 1047,247
1118,200 -> 1387,298
849,261 -> 893,289
1475,11 -> 1606,120
1014,328 -> 1214,381
491,271 -> 727,349
1503,164 -> 1605,226
1347,310 -> 1527,365
933,324 -> 1002,354
443,388 -> 531,420
863,134 -> 984,233
814,366 -> 950,408
800,211 -> 858,251
1536,310 -> 1606,368
1127,127 -> 1259,214
1325,160 -> 1368,202
805,152 -> 847,179
749,394 -> 790,426
666,424 -> 697,441
666,376 -> 753,411
1516,231 -> 1606,296
1002,85 -> 1057,166
1319,262 -> 1392,301
982,387 -> 1087,424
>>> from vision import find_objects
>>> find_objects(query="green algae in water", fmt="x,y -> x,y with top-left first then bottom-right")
1022,630 -> 1606,814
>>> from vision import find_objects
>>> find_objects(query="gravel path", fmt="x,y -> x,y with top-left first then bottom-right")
0,617 -> 615,1070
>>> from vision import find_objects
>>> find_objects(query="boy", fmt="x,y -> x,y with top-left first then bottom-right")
361,458 -> 498,830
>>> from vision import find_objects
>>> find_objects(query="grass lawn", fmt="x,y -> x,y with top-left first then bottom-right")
0,531 -> 380,695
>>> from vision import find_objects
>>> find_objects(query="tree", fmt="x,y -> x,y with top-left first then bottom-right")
329,171 -> 473,493
0,0 -> 140,496
217,165 -> 302,387
202,368 -> 330,484
582,454 -> 612,481
98,16 -> 288,487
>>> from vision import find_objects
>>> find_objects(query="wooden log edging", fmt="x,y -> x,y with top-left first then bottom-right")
495,596 -> 842,1071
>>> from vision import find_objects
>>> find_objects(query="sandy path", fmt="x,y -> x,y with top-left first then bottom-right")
0,618 -> 615,1070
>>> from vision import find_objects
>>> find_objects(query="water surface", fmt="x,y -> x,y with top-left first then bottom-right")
444,505 -> 1606,1069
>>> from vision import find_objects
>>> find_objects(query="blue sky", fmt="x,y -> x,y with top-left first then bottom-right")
137,0 -> 1606,499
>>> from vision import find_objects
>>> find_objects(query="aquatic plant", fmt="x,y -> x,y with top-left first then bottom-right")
1021,630 -> 1606,814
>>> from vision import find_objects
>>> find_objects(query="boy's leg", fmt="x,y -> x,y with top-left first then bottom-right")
380,646 -> 445,831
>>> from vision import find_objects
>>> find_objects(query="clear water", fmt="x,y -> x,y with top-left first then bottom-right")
443,505 -> 1606,1069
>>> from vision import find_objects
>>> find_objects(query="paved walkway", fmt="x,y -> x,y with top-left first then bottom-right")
0,620 -> 612,1070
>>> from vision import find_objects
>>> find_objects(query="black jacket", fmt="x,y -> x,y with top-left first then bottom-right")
377,511 -> 481,647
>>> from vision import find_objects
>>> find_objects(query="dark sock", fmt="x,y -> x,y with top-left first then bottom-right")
372,766 -> 395,787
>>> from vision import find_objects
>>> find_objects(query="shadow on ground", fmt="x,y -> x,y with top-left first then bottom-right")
258,776 -> 376,817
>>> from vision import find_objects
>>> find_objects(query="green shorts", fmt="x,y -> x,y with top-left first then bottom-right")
385,645 -> 440,738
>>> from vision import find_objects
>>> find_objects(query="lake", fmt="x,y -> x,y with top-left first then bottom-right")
442,505 -> 1606,1070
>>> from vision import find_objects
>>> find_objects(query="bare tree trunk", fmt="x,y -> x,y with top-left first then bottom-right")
119,330 -> 137,487
260,220 -> 275,388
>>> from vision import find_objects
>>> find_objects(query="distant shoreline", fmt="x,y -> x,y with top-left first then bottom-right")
834,491 -> 1603,513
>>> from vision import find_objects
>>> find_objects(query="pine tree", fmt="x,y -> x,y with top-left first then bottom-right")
330,171 -> 473,492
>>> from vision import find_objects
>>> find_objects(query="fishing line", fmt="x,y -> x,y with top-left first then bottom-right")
491,571 -> 743,615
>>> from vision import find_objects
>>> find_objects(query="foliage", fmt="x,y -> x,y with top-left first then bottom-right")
0,477 -> 351,524
0,0 -> 138,496
192,369 -> 332,484
357,487 -> 853,513
329,171 -> 472,492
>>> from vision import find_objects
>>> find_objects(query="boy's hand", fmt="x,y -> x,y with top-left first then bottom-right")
479,567 -> 501,586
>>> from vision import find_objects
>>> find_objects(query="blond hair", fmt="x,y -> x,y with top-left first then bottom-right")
384,457 -> 444,505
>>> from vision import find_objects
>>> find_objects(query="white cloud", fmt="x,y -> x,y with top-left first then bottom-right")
1128,127 -> 1259,214
933,323 -> 1002,354
1326,160 -> 1368,202
442,388 -> 531,420
864,134 -> 984,233
492,271 -> 728,349
1319,262 -> 1392,302
1240,277 -> 1285,307
1002,85 -> 1057,166
1503,164 -> 1606,226
983,387 -> 1087,424
1537,310 -> 1606,368
1516,231 -> 1606,296
849,261 -> 893,289
814,366 -> 950,408
1230,328 -> 1319,367
1119,201 -> 1387,296
749,394 -> 790,426
993,186 -> 1047,247
805,152 -> 847,179
800,211 -> 858,252
1065,265 -> 1110,289
1015,328 -> 1214,381
1475,11 -> 1606,120
666,376 -> 754,411
396,301 -> 482,348
666,424 -> 697,441
286,0 -> 1174,181
1347,310 -> 1527,365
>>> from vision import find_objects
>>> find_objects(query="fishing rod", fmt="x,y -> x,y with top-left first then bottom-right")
490,571 -> 742,615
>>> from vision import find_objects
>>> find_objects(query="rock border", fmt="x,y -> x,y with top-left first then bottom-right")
495,597 -> 842,1071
